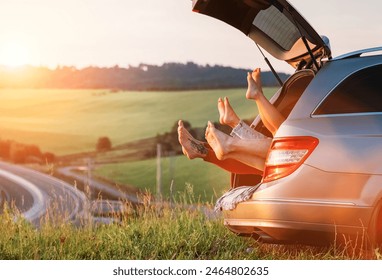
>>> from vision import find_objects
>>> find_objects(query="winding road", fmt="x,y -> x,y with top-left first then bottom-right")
57,165 -> 140,204
0,162 -> 217,225
0,162 -> 88,226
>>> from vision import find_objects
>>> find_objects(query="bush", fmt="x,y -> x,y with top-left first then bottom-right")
96,137 -> 112,152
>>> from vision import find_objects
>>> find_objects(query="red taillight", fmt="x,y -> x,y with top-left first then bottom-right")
262,136 -> 319,183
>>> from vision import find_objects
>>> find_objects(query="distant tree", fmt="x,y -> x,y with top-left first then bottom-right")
96,137 -> 112,152
25,144 -> 42,158
0,62 -> 289,90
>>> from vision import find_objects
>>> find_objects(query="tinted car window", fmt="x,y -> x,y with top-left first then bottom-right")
314,64 -> 382,115
251,5 -> 300,51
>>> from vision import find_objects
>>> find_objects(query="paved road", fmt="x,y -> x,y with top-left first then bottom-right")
0,162 -> 219,227
0,162 -> 88,226
57,165 -> 140,204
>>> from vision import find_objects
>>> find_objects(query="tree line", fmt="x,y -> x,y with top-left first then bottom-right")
0,140 -> 55,164
0,136 -> 112,164
0,62 -> 289,90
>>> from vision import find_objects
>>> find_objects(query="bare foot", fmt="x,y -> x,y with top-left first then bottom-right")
177,120 -> 207,159
218,97 -> 240,128
217,97 -> 225,124
205,121 -> 231,160
222,97 -> 240,128
246,68 -> 264,100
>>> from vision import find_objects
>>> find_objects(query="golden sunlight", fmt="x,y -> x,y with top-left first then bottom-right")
0,42 -> 30,67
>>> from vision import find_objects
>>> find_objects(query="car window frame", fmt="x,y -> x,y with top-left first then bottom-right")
311,62 -> 382,118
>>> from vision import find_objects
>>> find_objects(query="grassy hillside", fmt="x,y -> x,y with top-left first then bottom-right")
94,155 -> 231,202
0,87 -> 277,200
0,88 -> 278,155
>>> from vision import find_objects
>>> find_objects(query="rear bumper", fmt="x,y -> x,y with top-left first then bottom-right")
223,198 -> 373,245
222,164 -> 381,245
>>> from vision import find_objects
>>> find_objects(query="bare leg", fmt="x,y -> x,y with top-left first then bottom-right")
246,68 -> 285,136
177,120 -> 208,159
205,121 -> 270,170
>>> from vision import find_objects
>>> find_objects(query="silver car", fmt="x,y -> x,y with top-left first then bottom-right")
192,0 -> 382,246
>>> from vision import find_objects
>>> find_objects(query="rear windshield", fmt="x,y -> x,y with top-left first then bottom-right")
193,0 -> 305,52
314,64 -> 382,115
251,5 -> 300,51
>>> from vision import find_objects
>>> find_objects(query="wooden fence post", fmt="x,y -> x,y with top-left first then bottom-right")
156,143 -> 162,198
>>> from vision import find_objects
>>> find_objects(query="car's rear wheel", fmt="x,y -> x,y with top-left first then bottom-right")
368,201 -> 382,248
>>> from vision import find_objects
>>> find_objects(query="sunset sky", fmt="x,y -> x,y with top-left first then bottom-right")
0,0 -> 381,73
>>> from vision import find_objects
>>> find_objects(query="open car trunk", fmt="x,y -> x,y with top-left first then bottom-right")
192,0 -> 331,70
191,1 -> 324,185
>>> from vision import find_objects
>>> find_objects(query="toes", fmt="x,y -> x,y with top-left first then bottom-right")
224,97 -> 231,108
247,72 -> 253,82
205,122 -> 211,137
252,68 -> 261,80
206,121 -> 215,138
218,100 -> 224,109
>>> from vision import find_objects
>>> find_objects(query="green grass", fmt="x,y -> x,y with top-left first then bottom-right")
0,199 -> 377,260
0,88 -> 278,155
94,155 -> 231,201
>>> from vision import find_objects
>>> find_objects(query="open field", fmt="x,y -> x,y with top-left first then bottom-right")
94,155 -> 231,202
0,87 -> 277,200
0,88 -> 278,155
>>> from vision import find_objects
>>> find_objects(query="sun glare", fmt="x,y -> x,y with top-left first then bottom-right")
0,42 -> 30,68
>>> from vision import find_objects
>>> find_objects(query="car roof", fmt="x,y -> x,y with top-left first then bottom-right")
333,46 -> 382,60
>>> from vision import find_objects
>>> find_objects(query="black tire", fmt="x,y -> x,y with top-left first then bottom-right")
368,202 -> 382,247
